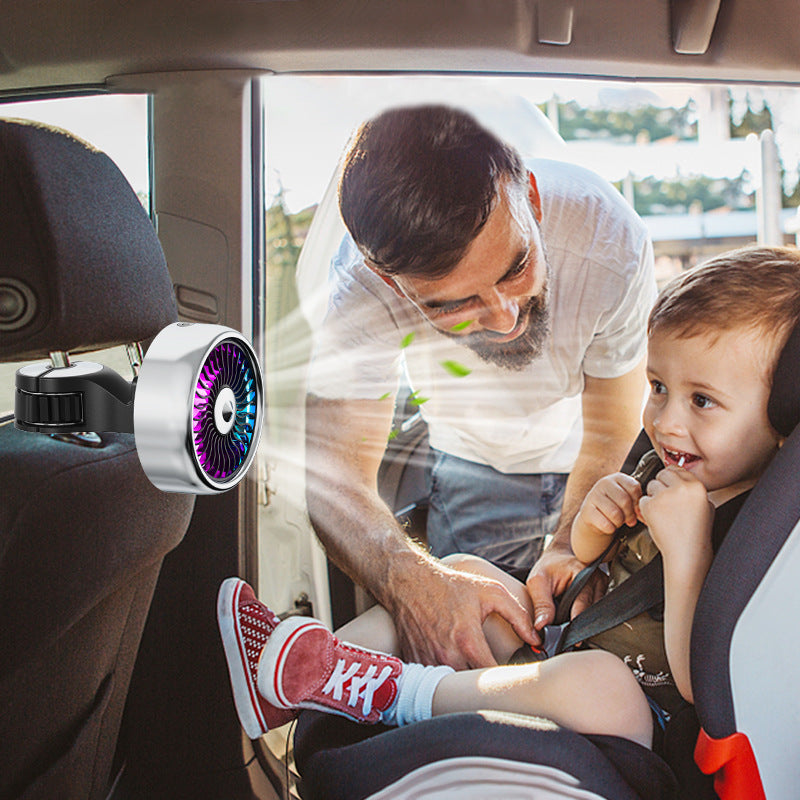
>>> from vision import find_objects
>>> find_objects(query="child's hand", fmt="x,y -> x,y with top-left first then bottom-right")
572,472 -> 643,549
638,466 -> 714,567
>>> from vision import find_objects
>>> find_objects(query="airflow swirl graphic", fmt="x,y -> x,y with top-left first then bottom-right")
191,340 -> 258,482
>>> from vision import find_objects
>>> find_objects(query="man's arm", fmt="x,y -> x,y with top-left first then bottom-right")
526,360 -> 646,627
305,394 -> 536,669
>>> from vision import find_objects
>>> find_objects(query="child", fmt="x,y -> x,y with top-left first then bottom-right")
218,245 -> 800,751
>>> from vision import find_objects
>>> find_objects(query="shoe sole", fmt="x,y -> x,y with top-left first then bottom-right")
217,577 -> 269,739
258,614 -> 330,709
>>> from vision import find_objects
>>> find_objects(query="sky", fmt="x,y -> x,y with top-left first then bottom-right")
3,77 -> 800,215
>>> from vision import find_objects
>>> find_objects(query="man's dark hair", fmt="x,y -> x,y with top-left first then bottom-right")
339,105 -> 527,279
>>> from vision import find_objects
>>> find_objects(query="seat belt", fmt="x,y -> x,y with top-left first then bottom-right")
552,535 -> 620,627
509,555 -> 665,663
553,554 -> 663,654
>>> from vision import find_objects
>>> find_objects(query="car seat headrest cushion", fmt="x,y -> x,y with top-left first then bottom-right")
768,316 -> 800,438
0,118 -> 177,362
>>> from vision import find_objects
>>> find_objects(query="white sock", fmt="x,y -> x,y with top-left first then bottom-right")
381,662 -> 454,727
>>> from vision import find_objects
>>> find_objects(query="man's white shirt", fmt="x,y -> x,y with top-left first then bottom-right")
307,159 -> 657,475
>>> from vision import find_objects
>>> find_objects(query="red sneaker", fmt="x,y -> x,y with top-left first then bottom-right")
258,616 -> 402,724
217,578 -> 297,738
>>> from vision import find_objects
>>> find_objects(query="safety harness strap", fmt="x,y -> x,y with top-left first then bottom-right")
554,554 -> 663,654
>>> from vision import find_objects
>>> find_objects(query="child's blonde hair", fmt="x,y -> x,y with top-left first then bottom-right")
648,245 -> 800,380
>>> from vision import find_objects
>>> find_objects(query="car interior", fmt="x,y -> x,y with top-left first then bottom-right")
0,117 -> 196,798
1,2 -> 800,799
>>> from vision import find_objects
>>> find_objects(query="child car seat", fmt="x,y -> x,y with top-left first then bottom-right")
691,319 -> 800,800
292,318 -> 800,799
0,118 -> 195,799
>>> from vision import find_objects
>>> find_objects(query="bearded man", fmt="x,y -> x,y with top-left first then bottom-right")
305,104 -> 655,669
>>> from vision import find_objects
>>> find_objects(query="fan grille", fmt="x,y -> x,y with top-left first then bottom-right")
191,340 -> 258,483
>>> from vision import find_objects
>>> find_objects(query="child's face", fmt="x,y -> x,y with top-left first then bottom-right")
642,326 -> 782,497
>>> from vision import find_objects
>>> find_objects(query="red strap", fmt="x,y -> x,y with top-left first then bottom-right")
695,728 -> 765,800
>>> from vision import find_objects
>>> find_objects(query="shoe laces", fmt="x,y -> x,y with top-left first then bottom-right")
322,658 -> 395,716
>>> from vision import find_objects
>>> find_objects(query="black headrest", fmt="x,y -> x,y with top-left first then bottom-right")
0,118 -> 177,362
768,318 -> 800,438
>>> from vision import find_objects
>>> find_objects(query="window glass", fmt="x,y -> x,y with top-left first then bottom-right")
0,94 -> 149,415
264,75 -> 800,292
259,74 -> 800,622
262,72 -> 800,427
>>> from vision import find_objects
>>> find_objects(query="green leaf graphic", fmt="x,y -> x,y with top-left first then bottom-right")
400,332 -> 416,349
440,360 -> 472,377
450,319 -> 474,332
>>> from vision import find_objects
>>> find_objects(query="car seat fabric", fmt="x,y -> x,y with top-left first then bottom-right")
294,710 -> 678,800
0,424 -> 193,799
0,117 -> 176,360
0,119 -> 194,800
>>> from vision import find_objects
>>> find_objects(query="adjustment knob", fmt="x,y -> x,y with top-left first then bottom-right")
14,361 -> 134,434
16,389 -> 84,427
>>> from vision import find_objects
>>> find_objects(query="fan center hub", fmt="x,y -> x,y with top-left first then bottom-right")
214,386 -> 237,435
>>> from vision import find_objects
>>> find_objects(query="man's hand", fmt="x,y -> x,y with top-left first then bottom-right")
525,542 -> 608,631
386,560 -> 537,670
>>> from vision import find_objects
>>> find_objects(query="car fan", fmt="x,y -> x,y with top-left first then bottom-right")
14,322 -> 264,494
190,340 -> 259,484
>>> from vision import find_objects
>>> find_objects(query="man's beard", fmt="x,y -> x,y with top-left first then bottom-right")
444,282 -> 551,371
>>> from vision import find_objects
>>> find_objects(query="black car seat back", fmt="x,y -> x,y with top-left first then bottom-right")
0,118 -> 194,800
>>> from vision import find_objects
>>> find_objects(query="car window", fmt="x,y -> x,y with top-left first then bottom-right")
259,73 -> 800,623
0,94 -> 150,415
265,75 -> 800,294
264,76 -> 800,389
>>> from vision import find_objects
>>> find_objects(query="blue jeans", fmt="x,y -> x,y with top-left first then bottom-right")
425,449 -> 568,571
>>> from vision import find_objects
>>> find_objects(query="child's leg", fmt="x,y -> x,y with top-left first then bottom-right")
336,553 -> 532,663
432,649 -> 653,749
335,603 -> 401,655
258,607 -> 653,750
440,553 -> 533,663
